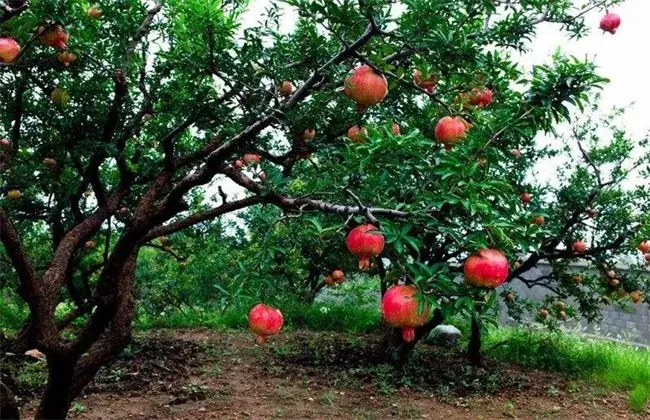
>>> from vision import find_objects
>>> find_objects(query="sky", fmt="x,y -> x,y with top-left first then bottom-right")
216,0 -> 650,208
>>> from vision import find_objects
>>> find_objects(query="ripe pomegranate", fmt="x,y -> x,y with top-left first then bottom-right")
638,241 -> 650,254
57,51 -> 76,66
413,69 -> 437,93
87,6 -> 102,18
331,270 -> 345,284
347,125 -> 368,143
248,303 -> 284,344
572,275 -> 582,284
258,171 -> 267,182
510,148 -> 523,159
572,240 -> 588,254
278,80 -> 294,97
381,284 -> 430,342
539,309 -> 549,319
533,216 -> 544,225
302,129 -> 316,141
600,12 -> 621,34
391,123 -> 401,135
324,276 -> 335,287
234,159 -> 245,169
434,116 -> 468,146
40,25 -> 69,50
85,240 -> 96,249
7,189 -> 22,199
520,192 -> 532,205
630,290 -> 643,304
469,88 -> 494,108
344,65 -> 388,108
609,278 -> 620,287
463,249 -> 510,288
346,224 -> 385,270
50,88 -> 70,107
242,154 -> 261,165
1,138 -> 10,147
0,38 -> 20,63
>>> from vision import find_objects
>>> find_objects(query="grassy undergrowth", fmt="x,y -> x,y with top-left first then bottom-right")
484,326 -> 650,412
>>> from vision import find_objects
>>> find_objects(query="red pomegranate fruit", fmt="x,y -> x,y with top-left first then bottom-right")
600,12 -> 621,34
248,303 -> 284,344
346,224 -> 385,270
469,88 -> 494,108
434,116 -> 468,146
331,270 -> 345,284
413,69 -> 437,93
57,51 -> 76,66
1,138 -> 10,147
533,216 -> 544,225
638,241 -> 650,254
382,285 -> 430,342
347,125 -> 368,143
302,129 -> 316,141
344,65 -> 388,108
279,80 -> 295,96
40,25 -> 69,50
572,240 -> 588,254
520,192 -> 532,205
391,123 -> 401,135
464,249 -> 510,288
0,38 -> 20,63
242,154 -> 261,165
234,159 -> 245,169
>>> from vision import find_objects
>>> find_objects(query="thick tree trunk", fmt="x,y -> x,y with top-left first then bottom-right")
35,355 -> 77,420
467,316 -> 482,367
384,308 -> 444,367
1,381 -> 20,420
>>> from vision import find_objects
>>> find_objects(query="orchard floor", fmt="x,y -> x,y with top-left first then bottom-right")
19,329 -> 647,419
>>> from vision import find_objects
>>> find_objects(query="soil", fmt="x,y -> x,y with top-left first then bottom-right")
18,329 -> 647,419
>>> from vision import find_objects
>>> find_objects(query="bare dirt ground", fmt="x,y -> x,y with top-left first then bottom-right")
19,329 -> 648,419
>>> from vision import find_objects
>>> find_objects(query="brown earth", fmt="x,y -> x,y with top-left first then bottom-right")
18,329 -> 648,419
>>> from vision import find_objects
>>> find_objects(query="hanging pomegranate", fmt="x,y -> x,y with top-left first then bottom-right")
346,224 -> 385,270
0,38 -> 21,63
40,25 -> 69,50
242,154 -> 261,165
248,303 -> 284,344
434,116 -> 468,147
344,65 -> 388,109
331,270 -> 345,284
463,249 -> 510,288
600,12 -> 621,34
381,284 -> 430,342
347,125 -> 368,143
57,51 -> 77,66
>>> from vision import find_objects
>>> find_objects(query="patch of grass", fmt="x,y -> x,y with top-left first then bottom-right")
628,385 -> 650,413
320,390 -> 338,406
484,326 -> 650,412
17,361 -> 48,390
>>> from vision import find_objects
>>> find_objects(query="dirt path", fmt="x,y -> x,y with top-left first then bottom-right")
19,329 -> 646,419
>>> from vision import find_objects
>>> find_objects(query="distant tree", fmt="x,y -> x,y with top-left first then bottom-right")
0,0 -> 647,418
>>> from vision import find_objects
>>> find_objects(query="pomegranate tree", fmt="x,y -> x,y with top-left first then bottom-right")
346,224 -> 385,270
248,304 -> 284,344
381,285 -> 430,342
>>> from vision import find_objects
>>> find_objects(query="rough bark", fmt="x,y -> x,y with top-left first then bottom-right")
1,381 -> 20,420
384,308 -> 444,367
467,316 -> 482,367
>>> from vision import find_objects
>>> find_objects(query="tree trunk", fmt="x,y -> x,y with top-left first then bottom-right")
384,308 -> 444,367
1,381 -> 20,420
467,316 -> 482,367
35,355 -> 77,419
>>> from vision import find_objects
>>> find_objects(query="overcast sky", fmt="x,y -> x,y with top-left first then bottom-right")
217,1 -> 650,206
